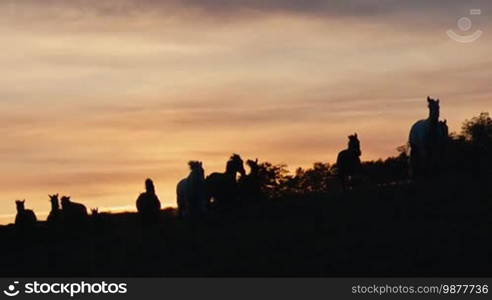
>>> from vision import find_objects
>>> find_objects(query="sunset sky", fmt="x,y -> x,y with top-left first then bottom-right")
1,0 -> 491,223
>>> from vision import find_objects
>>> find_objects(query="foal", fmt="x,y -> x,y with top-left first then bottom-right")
15,200 -> 37,230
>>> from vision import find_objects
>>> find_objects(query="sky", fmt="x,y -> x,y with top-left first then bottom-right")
0,0 -> 491,223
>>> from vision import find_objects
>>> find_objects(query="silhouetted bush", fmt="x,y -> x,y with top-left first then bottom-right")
461,112 -> 492,176
256,162 -> 290,198
362,146 -> 409,184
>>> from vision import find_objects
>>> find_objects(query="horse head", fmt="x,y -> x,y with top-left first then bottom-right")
348,133 -> 361,157
427,96 -> 440,122
246,158 -> 260,175
188,161 -> 205,181
49,194 -> 59,209
440,119 -> 449,138
15,200 -> 25,212
227,154 -> 246,177
145,178 -> 155,194
60,196 -> 71,209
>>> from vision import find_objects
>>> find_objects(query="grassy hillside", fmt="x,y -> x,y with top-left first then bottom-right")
1,172 -> 490,277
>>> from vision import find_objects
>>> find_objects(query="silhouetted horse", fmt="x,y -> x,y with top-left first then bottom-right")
336,133 -> 362,191
15,200 -> 37,230
136,178 -> 162,225
239,159 -> 264,203
206,154 -> 246,209
177,161 -> 206,218
89,207 -> 107,233
440,120 -> 449,138
409,97 -> 449,178
91,208 -> 99,216
61,196 -> 88,229
47,194 -> 62,225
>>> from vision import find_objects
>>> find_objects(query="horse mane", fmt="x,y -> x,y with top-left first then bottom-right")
246,159 -> 259,174
229,153 -> 241,162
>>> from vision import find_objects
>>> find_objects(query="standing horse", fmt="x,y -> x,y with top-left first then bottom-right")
177,161 -> 206,218
409,97 -> 448,178
239,159 -> 264,203
336,133 -> 362,191
205,154 -> 246,209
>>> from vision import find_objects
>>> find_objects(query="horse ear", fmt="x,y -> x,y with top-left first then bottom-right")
437,99 -> 440,104
354,133 -> 357,138
427,96 -> 431,102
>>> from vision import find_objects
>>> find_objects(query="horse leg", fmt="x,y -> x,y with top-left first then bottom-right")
410,148 -> 421,180
339,174 -> 346,192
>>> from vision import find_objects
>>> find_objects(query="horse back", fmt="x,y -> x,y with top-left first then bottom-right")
205,172 -> 225,192
15,210 -> 37,226
409,119 -> 429,147
205,172 -> 222,184
65,202 -> 88,218
336,149 -> 347,166
26,209 -> 37,222
136,193 -> 143,212
337,149 -> 361,174
73,203 -> 88,217
177,178 -> 187,196
136,192 -> 161,213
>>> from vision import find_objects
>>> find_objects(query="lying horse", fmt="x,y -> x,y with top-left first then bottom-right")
15,200 -> 37,231
136,179 -> 162,225
61,196 -> 88,230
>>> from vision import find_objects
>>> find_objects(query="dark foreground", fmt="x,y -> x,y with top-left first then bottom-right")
1,174 -> 491,277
